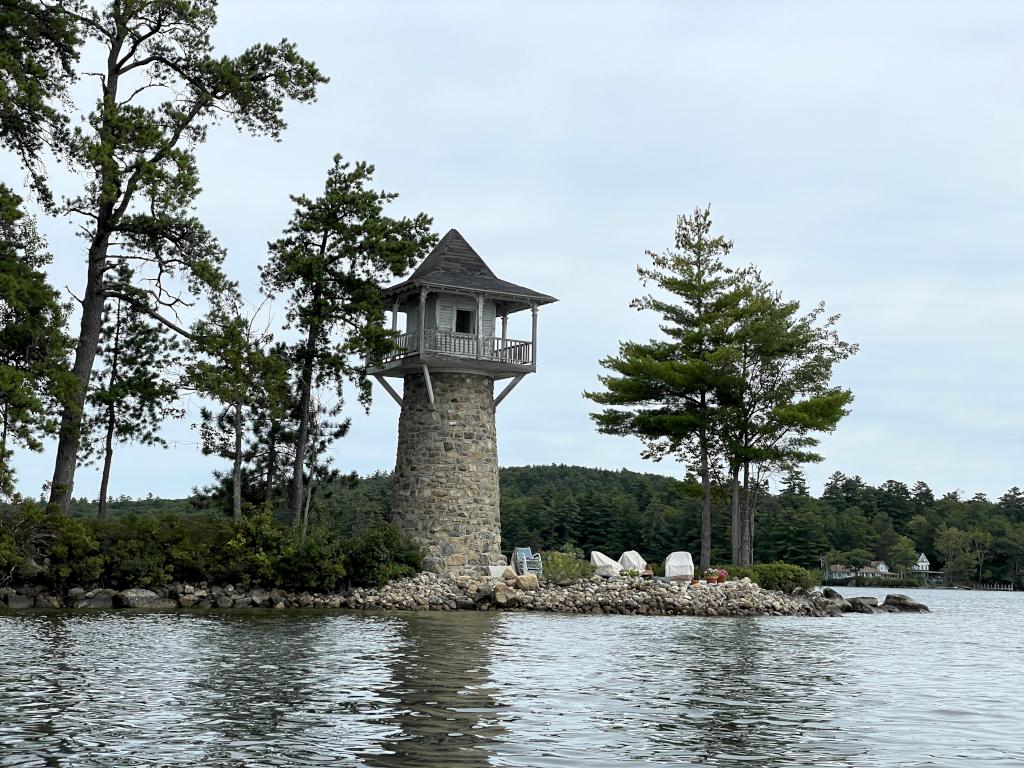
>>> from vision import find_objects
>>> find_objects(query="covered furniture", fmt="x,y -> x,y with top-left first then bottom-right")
589,550 -> 622,577
618,550 -> 647,573
664,551 -> 695,580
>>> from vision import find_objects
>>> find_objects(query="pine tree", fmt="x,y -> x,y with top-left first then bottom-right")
586,207 -> 737,571
0,185 -> 73,497
2,1 -> 327,514
717,268 -> 856,565
260,155 -> 435,527
82,269 -> 182,518
189,299 -> 289,522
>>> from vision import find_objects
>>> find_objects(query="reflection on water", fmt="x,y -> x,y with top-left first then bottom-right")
2,589 -> 1024,767
365,612 -> 503,767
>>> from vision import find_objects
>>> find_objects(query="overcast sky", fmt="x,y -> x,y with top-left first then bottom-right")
8,1 -> 1024,501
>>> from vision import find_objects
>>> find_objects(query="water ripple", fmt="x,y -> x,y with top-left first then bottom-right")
1,589 -> 1023,766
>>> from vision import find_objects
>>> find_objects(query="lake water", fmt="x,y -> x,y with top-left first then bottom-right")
1,588 -> 1022,767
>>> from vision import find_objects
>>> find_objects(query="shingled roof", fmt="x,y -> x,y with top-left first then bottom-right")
382,229 -> 557,312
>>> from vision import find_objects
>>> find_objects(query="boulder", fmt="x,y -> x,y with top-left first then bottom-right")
4,593 -> 34,610
214,595 -> 233,609
822,587 -> 842,600
178,595 -> 198,608
847,596 -> 878,607
883,594 -> 930,612
502,567 -> 517,580
114,589 -> 176,609
74,592 -> 113,609
66,587 -> 86,602
515,574 -> 540,591
34,594 -> 62,608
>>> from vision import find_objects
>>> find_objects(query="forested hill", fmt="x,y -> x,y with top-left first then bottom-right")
59,465 -> 1024,583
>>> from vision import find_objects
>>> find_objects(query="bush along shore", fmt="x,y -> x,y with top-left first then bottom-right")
0,571 -> 929,617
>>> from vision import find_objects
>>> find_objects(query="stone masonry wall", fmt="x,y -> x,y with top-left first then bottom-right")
390,372 -> 505,575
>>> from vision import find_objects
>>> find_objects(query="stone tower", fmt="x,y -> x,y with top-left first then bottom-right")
367,230 -> 557,575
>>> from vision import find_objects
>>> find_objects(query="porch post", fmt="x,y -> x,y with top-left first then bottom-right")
531,304 -> 538,369
476,294 -> 484,359
418,288 -> 427,354
391,302 -> 398,332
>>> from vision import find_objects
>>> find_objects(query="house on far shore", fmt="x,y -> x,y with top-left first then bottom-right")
911,552 -> 946,584
826,560 -> 899,583
829,564 -> 856,580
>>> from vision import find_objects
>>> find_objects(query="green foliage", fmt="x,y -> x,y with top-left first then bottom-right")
261,155 -> 436,526
45,512 -> 102,592
342,524 -> 423,588
0,503 -> 418,592
540,546 -> 596,583
222,510 -> 289,587
0,0 -> 79,200
725,562 -> 818,593
0,185 -> 73,498
15,0 -> 326,514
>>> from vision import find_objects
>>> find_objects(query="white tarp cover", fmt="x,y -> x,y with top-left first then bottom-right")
665,551 -> 695,579
590,550 -> 622,577
618,550 -> 647,572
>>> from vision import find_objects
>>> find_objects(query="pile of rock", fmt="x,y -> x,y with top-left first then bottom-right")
819,587 -> 930,614
1,575 -> 930,617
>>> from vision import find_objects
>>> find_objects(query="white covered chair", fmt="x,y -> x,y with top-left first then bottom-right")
590,550 -> 622,577
664,551 -> 695,580
618,550 -> 647,573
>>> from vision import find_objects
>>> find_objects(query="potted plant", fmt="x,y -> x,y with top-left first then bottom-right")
703,567 -> 719,584
717,568 -> 729,583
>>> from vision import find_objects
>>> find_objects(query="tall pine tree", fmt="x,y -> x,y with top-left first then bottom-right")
586,207 -> 737,571
260,155 -> 435,527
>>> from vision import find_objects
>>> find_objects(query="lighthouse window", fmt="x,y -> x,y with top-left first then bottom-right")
455,309 -> 475,333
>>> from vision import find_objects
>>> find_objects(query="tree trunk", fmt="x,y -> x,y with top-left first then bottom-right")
232,399 -> 243,523
97,428 -> 114,520
699,422 -> 711,573
49,248 -> 108,514
730,465 -> 741,565
289,322 -> 319,527
49,28 -> 125,515
97,303 -> 122,520
301,481 -> 314,541
263,427 -> 277,504
739,461 -> 753,566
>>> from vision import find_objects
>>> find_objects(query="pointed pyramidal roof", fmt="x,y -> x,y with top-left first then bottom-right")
382,229 -> 556,313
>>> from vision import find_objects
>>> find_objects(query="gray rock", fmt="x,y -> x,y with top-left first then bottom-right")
34,594 -> 61,608
847,596 -> 878,607
114,589 -> 176,609
883,594 -> 930,612
4,594 -> 34,610
214,595 -> 233,609
74,592 -> 113,609
66,587 -> 86,601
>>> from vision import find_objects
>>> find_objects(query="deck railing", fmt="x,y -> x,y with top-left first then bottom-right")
376,330 -> 533,366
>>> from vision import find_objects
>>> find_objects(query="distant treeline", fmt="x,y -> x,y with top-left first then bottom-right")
60,465 -> 1024,585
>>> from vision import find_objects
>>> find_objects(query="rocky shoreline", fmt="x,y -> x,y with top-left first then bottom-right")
1,572 -> 929,617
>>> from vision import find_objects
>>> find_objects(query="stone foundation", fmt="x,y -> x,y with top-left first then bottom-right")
390,372 -> 505,575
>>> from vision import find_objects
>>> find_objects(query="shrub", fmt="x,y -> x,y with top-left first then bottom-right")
46,513 -> 103,592
221,510 -> 289,587
540,548 -> 595,583
277,523 -> 347,592
725,562 -> 818,592
343,523 -> 422,587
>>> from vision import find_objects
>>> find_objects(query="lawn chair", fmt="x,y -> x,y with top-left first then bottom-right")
512,547 -> 543,576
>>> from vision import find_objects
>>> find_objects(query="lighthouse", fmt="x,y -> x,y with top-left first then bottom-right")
367,230 -> 557,575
